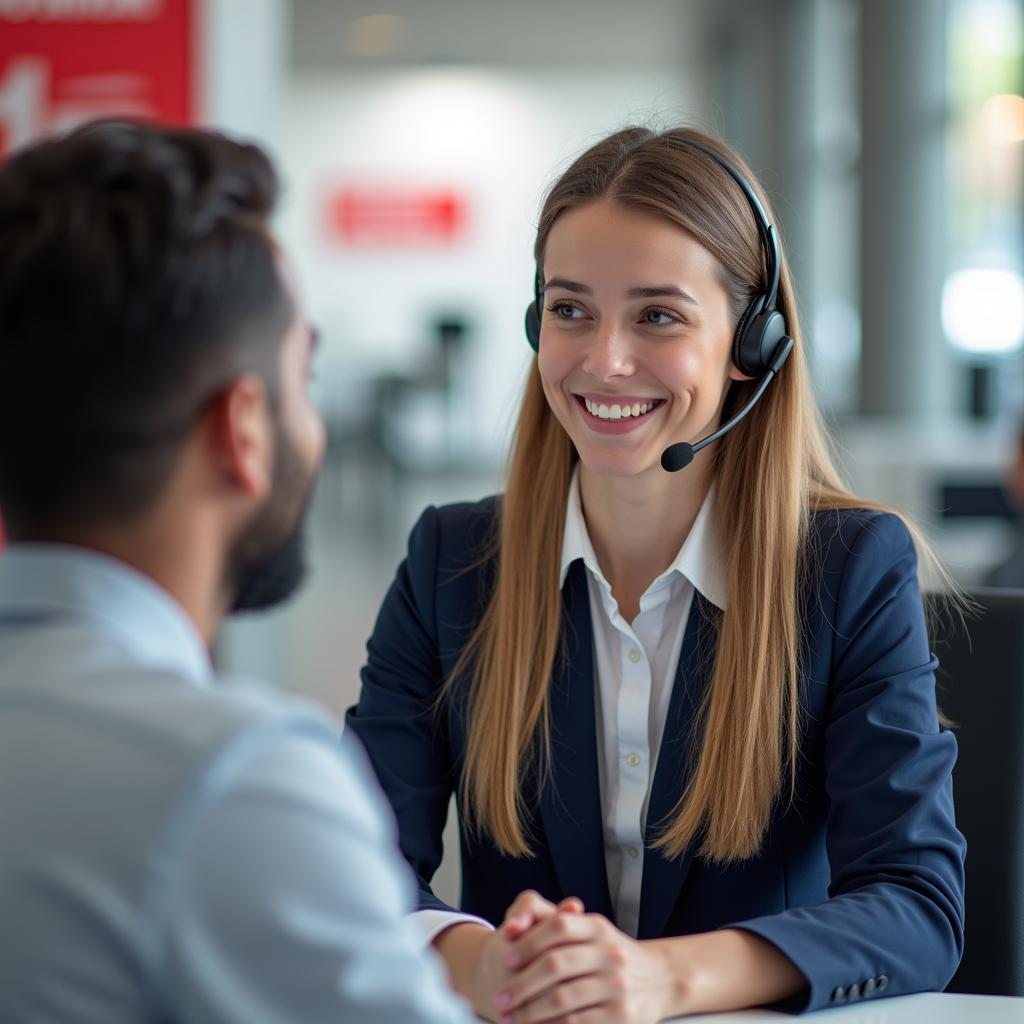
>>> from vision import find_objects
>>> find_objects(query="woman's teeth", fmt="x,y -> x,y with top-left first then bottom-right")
583,398 -> 659,420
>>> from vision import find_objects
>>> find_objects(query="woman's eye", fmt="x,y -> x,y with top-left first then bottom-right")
642,308 -> 679,326
547,301 -> 586,320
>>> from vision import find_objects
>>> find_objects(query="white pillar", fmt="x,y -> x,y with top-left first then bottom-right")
198,0 -> 288,149
859,0 -> 954,420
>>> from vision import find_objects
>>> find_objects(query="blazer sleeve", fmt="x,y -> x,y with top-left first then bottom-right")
343,505 -> 460,914
733,512 -> 966,1013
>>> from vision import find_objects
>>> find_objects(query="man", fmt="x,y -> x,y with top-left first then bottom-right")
0,120 -> 476,1023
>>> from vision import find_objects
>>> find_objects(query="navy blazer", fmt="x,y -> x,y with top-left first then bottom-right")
345,499 -> 966,1013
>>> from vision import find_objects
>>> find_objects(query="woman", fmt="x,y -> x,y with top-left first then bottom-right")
346,126 -> 965,1021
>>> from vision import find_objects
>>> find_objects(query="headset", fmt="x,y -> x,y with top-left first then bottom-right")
523,138 -> 795,472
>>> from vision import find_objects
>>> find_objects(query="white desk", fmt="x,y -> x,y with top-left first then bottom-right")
674,993 -> 1024,1022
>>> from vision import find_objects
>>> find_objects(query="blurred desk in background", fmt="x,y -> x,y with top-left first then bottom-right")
838,418 -> 1020,585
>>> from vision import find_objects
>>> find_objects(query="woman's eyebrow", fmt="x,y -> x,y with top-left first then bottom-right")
543,278 -> 698,306
625,285 -> 699,305
543,277 -> 591,295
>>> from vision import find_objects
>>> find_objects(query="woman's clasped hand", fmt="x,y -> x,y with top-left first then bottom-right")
481,892 -> 676,1024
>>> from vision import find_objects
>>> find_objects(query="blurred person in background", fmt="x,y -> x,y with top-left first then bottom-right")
348,126 -> 966,1022
985,423 -> 1024,587
0,120 -> 476,1024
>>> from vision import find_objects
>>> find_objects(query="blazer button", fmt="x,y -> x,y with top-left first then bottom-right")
847,983 -> 860,1000
863,978 -> 877,995
877,975 -> 889,991
831,986 -> 846,1003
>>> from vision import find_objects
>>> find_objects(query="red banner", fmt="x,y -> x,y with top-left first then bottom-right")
0,0 -> 197,159
327,185 -> 469,247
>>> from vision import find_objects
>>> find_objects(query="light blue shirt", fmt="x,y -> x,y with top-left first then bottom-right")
0,544 -> 473,1024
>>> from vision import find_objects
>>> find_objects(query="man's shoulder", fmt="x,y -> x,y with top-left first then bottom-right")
118,666 -> 340,766
4,635 -> 342,782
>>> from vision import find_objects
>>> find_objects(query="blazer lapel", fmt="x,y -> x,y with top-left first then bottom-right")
538,560 -> 614,922
637,592 -> 720,939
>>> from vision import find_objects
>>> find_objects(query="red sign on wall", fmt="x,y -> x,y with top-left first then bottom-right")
0,0 -> 197,159
327,185 -> 468,247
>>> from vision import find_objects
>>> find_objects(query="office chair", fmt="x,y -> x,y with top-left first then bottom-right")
934,589 -> 1024,996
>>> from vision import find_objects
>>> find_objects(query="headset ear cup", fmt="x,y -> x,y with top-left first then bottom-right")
731,298 -> 761,377
737,308 -> 788,377
524,303 -> 541,352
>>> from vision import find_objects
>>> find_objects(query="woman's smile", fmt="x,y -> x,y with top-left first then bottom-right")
573,394 -> 667,434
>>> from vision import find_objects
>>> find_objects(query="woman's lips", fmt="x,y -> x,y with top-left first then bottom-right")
573,394 -> 666,434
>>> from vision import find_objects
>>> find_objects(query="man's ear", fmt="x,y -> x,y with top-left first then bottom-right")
205,375 -> 273,500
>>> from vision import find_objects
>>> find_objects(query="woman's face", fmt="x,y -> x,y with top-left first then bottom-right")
537,198 -> 747,480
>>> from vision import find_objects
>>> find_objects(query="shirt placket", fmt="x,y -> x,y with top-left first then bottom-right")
611,611 -> 652,938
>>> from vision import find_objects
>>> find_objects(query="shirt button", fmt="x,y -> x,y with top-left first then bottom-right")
626,752 -> 641,767
627,648 -> 642,663
627,846 -> 640,858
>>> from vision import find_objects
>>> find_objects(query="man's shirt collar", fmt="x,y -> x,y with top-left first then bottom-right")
0,543 -> 214,685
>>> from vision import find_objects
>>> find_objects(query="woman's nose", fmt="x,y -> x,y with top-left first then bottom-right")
581,322 -> 634,380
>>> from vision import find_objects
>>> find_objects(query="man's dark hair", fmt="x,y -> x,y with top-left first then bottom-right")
0,119 -> 293,533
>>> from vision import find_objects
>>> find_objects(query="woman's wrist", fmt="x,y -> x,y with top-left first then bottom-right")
651,928 -> 807,1017
432,922 -> 494,1018
643,935 -> 696,1021
646,933 -> 704,1019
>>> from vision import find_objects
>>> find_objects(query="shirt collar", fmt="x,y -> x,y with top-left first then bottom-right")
0,543 -> 214,685
558,466 -> 728,611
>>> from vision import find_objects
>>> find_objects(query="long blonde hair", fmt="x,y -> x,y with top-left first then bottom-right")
448,126 -> 925,863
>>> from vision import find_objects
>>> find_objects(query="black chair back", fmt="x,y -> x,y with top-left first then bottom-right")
936,589 -> 1024,995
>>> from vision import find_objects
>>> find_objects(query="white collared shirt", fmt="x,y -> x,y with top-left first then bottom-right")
415,469 -> 727,942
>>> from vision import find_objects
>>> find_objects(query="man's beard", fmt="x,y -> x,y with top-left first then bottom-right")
227,424 -> 318,614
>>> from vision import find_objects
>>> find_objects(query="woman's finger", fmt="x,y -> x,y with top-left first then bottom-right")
507,911 -> 603,969
502,889 -> 559,938
504,973 -> 614,1024
497,940 -> 609,1013
556,897 -> 585,915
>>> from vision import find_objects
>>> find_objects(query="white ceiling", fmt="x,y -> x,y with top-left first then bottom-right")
290,0 -> 710,69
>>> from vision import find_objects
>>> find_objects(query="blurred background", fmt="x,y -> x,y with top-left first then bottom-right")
1,0 -> 1023,896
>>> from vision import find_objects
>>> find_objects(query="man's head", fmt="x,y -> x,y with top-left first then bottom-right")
0,120 -> 325,614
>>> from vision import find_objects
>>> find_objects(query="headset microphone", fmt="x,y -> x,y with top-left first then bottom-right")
660,336 -> 794,472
